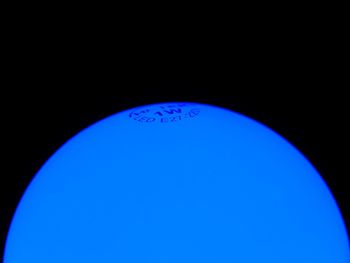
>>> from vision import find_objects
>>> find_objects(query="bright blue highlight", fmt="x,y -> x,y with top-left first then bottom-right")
4,102 -> 350,262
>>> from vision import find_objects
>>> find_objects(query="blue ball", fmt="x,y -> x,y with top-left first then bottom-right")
4,102 -> 350,262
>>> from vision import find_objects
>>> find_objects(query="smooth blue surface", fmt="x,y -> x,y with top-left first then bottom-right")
4,102 -> 350,262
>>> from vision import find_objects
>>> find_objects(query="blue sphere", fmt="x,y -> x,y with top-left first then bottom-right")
4,102 -> 350,262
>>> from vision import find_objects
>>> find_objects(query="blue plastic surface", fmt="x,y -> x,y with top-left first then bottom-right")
4,102 -> 350,262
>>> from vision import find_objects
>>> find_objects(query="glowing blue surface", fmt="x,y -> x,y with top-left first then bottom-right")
4,102 -> 350,262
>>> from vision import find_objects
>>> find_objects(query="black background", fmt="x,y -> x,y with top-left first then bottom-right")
1,14 -> 349,258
